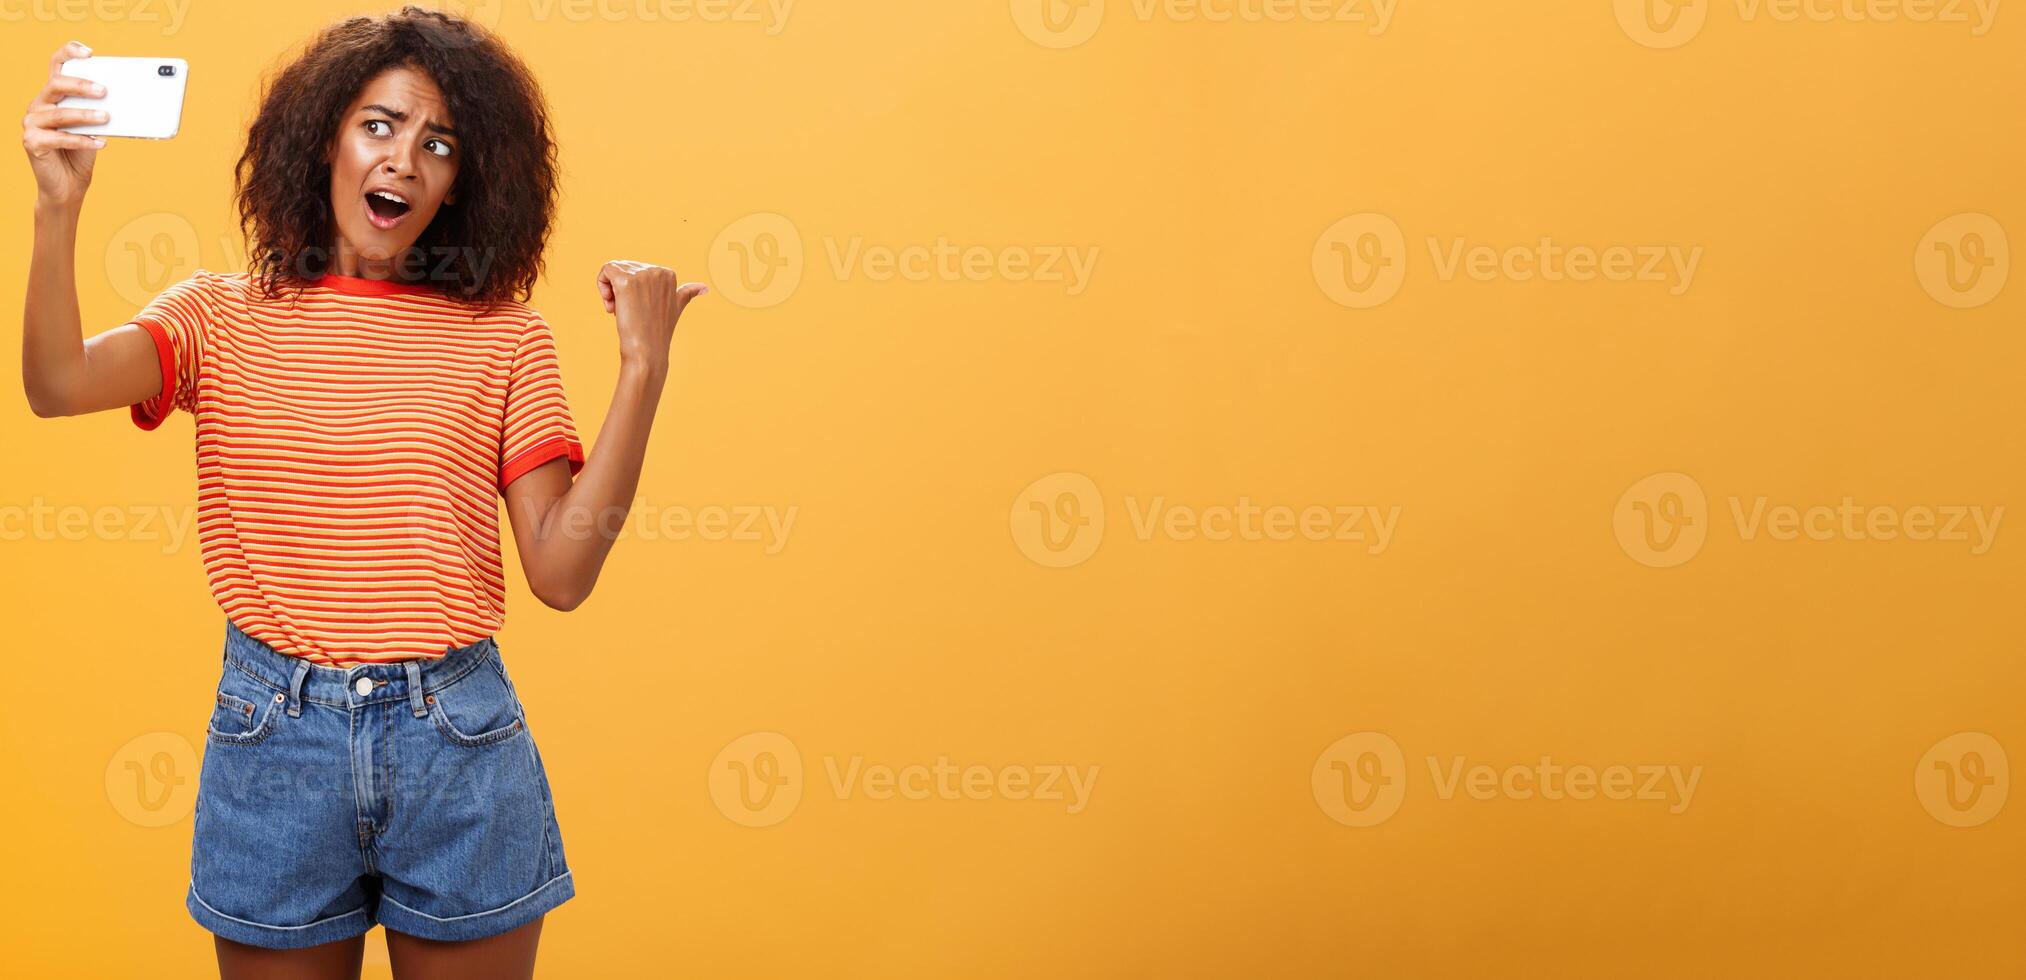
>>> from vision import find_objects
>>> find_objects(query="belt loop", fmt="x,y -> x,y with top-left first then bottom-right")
287,660 -> 310,718
405,660 -> 428,718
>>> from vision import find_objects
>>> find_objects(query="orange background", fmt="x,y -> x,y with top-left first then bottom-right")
3,0 -> 2023,976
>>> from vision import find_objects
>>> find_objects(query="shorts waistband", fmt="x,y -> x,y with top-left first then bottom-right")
221,620 -> 499,719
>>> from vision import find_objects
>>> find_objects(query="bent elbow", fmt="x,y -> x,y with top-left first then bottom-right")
26,387 -> 73,419
532,579 -> 588,612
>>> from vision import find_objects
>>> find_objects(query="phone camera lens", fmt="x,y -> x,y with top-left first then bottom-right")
158,65 -> 176,77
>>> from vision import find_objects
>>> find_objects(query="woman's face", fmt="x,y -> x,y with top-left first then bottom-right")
326,66 -> 460,277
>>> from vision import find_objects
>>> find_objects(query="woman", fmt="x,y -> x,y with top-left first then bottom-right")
19,9 -> 703,976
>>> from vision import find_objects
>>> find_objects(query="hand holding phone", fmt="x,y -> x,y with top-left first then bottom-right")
22,40 -> 109,209
57,54 -> 189,139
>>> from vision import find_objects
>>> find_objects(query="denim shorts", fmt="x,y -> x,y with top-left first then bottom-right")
186,619 -> 574,949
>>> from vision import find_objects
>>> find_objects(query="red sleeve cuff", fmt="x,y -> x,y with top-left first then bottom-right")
129,319 -> 178,431
499,435 -> 586,491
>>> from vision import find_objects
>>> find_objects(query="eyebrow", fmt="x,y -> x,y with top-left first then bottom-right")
360,103 -> 458,138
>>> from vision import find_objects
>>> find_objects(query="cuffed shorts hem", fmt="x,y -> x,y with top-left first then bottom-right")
186,871 -> 575,949
186,883 -> 373,950
374,870 -> 577,943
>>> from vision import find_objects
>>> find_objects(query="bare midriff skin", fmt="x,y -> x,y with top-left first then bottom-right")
19,38 -> 705,980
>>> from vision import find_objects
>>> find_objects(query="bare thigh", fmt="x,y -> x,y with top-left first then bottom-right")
214,932 -> 365,980
384,916 -> 544,980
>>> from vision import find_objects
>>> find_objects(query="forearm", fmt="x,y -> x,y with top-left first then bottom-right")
526,355 -> 669,606
22,201 -> 86,416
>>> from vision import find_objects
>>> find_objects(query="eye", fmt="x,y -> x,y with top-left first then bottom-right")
364,119 -> 391,136
425,138 -> 454,158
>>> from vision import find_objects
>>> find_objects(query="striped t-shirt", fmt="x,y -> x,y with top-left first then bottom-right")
129,269 -> 586,666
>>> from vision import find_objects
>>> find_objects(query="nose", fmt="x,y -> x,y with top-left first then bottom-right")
381,141 -> 416,179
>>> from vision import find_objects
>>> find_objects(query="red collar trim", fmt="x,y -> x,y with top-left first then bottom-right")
309,273 -> 439,297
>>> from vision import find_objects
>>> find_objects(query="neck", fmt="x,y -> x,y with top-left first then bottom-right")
331,239 -> 400,279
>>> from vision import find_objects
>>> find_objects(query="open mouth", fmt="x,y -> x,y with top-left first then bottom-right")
363,189 -> 413,230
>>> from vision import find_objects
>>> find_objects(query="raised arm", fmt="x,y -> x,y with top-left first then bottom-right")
502,260 -> 707,610
21,40 -> 164,419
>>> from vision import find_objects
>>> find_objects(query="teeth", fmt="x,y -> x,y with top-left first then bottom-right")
370,190 -> 407,205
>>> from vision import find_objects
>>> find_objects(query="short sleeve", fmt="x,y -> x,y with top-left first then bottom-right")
499,312 -> 586,491
128,268 -> 223,430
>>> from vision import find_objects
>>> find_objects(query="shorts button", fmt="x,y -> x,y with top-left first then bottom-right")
354,677 -> 373,697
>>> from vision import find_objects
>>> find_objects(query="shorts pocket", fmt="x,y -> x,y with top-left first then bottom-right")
427,651 -> 527,748
207,663 -> 285,746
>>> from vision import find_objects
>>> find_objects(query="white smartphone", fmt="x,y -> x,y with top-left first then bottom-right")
56,56 -> 189,140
